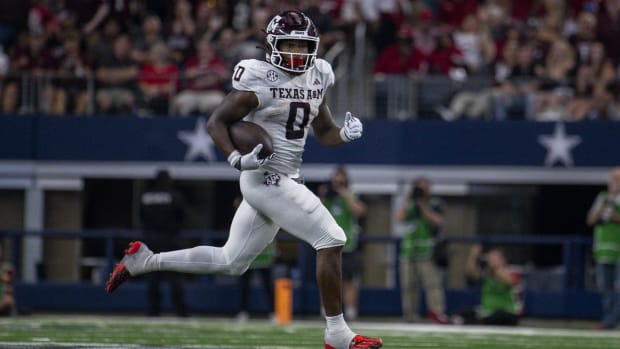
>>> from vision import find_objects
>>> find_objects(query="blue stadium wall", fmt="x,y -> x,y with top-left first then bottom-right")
0,114 -> 618,167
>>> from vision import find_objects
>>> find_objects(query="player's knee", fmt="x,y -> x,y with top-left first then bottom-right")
225,258 -> 251,276
312,226 -> 346,250
229,262 -> 250,276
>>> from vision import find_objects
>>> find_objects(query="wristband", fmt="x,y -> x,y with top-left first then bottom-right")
227,150 -> 241,169
339,127 -> 352,142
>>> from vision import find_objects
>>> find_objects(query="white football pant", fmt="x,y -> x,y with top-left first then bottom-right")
152,170 -> 346,275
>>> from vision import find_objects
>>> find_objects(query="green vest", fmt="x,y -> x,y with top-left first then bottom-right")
250,243 -> 275,269
480,274 -> 518,316
592,192 -> 620,263
325,194 -> 359,253
400,198 -> 442,260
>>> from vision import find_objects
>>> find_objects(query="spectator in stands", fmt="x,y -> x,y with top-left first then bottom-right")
131,14 -> 164,64
411,9 -> 440,57
364,0 -> 406,56
428,32 -> 464,76
434,30 -> 510,120
567,41 -> 617,121
195,0 -> 225,43
0,243 -> 16,316
373,25 -> 426,118
476,0 -> 512,43
2,31 -> 58,114
318,165 -> 368,321
596,0 -> 620,66
396,177 -> 450,324
164,0 -> 196,67
234,5 -> 270,61
331,0 -> 381,56
569,10 -> 598,67
173,39 -> 227,117
87,18 -> 122,69
95,34 -> 138,114
137,42 -> 179,116
533,39 -> 576,121
28,0 -> 59,37
587,166 -> 620,330
59,0 -> 113,35
451,244 -> 521,326
452,13 -> 496,75
53,31 -> 90,115
494,34 -> 520,84
215,28 -> 242,71
533,10 -> 565,57
438,0 -> 479,31
492,42 -> 539,120
302,0 -> 344,56
139,169 -> 188,317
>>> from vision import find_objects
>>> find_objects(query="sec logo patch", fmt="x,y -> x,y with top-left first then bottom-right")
267,70 -> 279,82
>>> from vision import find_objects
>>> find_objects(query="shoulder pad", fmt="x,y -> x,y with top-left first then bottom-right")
313,59 -> 335,88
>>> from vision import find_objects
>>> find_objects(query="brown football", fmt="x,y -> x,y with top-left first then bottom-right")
228,121 -> 274,159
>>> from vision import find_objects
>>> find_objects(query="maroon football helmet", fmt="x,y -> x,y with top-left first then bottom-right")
265,11 -> 319,73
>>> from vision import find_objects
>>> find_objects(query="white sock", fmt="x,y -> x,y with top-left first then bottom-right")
324,314 -> 355,349
140,253 -> 159,273
326,313 -> 348,332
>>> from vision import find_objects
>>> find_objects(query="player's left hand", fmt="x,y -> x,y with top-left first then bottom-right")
339,111 -> 363,142
228,144 -> 274,171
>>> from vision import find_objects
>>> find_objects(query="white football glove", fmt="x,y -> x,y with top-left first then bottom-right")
227,144 -> 273,171
339,111 -> 363,142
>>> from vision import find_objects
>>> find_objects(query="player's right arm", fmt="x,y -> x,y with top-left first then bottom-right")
206,89 -> 259,166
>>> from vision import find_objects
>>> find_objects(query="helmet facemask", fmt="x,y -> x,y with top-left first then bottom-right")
266,35 -> 319,73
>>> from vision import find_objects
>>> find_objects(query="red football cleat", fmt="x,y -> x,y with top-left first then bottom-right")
105,263 -> 132,293
325,335 -> 383,349
105,241 -> 151,293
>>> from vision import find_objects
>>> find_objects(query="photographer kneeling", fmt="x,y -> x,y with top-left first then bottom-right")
452,244 -> 520,326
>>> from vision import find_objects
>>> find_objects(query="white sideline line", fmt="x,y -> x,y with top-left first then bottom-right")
346,322 -> 620,338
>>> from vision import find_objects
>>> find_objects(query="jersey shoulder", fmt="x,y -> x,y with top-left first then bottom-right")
313,59 -> 335,87
232,59 -> 277,91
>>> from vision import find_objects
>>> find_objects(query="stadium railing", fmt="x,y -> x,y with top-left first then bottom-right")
3,72 -> 499,120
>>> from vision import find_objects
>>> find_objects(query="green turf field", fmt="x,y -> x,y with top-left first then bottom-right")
0,315 -> 618,349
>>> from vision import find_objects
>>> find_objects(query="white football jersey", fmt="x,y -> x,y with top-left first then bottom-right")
231,58 -> 335,176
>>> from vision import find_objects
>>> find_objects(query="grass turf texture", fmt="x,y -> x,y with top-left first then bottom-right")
0,316 -> 619,349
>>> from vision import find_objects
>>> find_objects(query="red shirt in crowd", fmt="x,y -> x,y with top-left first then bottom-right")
184,56 -> 227,91
138,64 -> 179,97
373,44 -> 426,75
428,45 -> 463,75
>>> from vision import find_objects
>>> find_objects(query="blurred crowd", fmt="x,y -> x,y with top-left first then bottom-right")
371,0 -> 620,121
0,0 -> 619,121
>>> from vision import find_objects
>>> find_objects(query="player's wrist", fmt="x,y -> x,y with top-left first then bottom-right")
227,150 -> 242,170
339,127 -> 352,142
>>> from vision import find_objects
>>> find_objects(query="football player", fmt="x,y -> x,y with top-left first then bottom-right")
106,10 -> 381,349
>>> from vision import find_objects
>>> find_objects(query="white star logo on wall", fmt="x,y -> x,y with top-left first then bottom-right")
177,117 -> 216,162
537,123 -> 582,167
